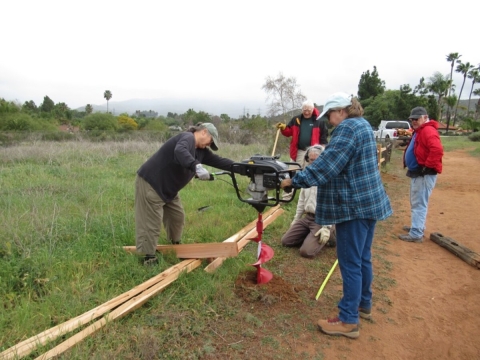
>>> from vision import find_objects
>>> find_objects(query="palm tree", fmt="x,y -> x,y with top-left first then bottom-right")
453,61 -> 474,126
104,90 -> 112,114
445,95 -> 457,133
467,68 -> 480,116
446,53 -> 461,98
445,53 -> 461,125
473,88 -> 480,120
427,72 -> 450,120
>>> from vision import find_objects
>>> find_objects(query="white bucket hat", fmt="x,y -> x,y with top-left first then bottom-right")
317,92 -> 353,119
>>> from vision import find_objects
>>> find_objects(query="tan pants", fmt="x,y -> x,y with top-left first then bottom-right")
135,175 -> 185,255
293,149 -> 307,169
281,213 -> 324,258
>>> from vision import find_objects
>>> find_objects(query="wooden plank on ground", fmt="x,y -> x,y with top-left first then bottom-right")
0,259 -> 199,360
35,259 -> 202,360
430,232 -> 480,270
204,207 -> 284,273
122,242 -> 238,259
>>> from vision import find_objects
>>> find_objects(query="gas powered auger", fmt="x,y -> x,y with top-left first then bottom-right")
215,155 -> 302,284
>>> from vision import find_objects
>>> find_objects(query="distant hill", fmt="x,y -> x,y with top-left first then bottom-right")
76,97 -> 478,118
77,97 -> 268,118
458,98 -> 479,112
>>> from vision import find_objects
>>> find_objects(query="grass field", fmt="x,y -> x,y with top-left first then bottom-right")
0,135 -> 478,359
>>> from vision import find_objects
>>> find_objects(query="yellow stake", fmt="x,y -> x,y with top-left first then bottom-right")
315,259 -> 338,300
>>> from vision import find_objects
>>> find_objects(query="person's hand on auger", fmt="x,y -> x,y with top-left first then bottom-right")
280,178 -> 292,189
275,122 -> 286,131
195,164 -> 210,180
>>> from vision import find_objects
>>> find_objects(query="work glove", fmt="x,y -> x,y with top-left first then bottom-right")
195,164 -> 210,180
315,226 -> 331,245
275,122 -> 286,131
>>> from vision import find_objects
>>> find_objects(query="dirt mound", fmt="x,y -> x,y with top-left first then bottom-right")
234,270 -> 302,307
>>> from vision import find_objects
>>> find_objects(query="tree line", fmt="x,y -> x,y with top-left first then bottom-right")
263,53 -> 479,132
357,53 -> 479,132
1,52 -> 479,135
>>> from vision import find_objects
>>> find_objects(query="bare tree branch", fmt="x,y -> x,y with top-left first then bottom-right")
262,72 -> 305,119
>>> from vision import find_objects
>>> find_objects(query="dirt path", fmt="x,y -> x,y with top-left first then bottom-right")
320,148 -> 480,359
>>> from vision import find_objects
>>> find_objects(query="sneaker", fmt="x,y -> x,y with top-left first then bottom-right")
317,317 -> 359,339
143,255 -> 159,266
398,234 -> 423,243
403,226 -> 425,232
359,308 -> 372,320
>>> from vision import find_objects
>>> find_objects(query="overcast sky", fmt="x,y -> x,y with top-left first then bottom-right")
1,0 -> 479,116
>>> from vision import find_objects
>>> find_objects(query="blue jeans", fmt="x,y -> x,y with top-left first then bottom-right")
409,175 -> 437,238
336,219 -> 376,324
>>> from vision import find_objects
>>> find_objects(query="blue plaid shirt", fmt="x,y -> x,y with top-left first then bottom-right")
292,117 -> 392,224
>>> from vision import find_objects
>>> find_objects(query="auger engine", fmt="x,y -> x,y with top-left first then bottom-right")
229,155 -> 301,212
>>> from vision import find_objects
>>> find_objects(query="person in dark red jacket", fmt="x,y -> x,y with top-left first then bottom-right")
276,100 -> 328,167
399,107 -> 443,242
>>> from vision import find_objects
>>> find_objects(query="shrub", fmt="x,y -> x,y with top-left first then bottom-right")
82,113 -> 118,131
143,119 -> 168,132
468,132 -> 480,142
41,132 -> 76,141
0,113 -> 57,132
118,115 -> 138,131
0,113 -> 35,131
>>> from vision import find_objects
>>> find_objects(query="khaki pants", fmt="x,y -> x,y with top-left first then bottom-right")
281,214 -> 336,258
135,175 -> 185,255
281,213 -> 324,258
293,149 -> 307,169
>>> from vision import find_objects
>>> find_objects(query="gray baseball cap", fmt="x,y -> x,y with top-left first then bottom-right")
202,123 -> 219,151
409,107 -> 428,119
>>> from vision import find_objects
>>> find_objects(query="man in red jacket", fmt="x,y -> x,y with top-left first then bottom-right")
276,100 -> 328,167
399,107 -> 443,242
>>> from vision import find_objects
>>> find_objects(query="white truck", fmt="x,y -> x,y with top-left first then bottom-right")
373,120 -> 413,145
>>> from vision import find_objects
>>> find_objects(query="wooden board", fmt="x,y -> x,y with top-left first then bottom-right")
123,242 -> 238,259
35,259 -> 202,360
430,232 -> 480,270
0,259 -> 200,360
204,207 -> 284,273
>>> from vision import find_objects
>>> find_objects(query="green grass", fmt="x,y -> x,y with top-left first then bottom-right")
440,135 -> 480,155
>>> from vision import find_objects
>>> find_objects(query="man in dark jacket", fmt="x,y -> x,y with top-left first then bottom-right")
276,100 -> 328,167
135,123 -> 235,265
399,107 -> 443,242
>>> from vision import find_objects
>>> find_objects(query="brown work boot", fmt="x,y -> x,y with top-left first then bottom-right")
317,317 -> 359,339
359,308 -> 372,320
